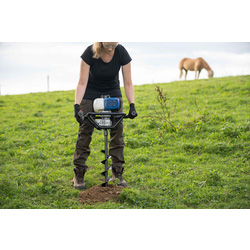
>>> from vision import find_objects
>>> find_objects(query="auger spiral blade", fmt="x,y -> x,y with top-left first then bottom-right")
101,156 -> 111,165
101,178 -> 111,187
101,167 -> 111,176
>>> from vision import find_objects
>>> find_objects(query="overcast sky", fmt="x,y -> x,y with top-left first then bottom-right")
0,42 -> 250,95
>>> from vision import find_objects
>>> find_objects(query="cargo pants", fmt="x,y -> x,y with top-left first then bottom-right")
73,98 -> 125,172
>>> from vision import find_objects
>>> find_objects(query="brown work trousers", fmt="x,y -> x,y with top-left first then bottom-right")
73,98 -> 125,172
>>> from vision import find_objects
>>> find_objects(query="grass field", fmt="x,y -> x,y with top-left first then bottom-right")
0,75 -> 249,208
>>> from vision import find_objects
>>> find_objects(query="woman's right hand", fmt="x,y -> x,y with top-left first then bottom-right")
74,104 -> 83,125
128,103 -> 138,119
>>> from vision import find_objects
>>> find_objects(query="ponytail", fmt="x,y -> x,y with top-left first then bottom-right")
92,42 -> 104,59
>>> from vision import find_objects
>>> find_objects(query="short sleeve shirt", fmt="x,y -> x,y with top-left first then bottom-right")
81,44 -> 132,100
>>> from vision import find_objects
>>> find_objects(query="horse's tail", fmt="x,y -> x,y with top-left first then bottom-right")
179,58 -> 188,80
179,58 -> 187,70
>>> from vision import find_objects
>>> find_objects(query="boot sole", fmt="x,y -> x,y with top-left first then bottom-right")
74,185 -> 86,190
118,182 -> 127,187
72,179 -> 86,190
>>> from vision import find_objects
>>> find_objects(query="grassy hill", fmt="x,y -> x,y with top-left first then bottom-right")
0,75 -> 249,208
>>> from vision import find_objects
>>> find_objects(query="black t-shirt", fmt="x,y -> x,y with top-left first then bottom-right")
81,44 -> 132,100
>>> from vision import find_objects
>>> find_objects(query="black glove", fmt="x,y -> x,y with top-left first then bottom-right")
74,104 -> 84,124
128,103 -> 138,119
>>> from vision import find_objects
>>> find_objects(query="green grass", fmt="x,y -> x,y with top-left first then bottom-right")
0,75 -> 249,208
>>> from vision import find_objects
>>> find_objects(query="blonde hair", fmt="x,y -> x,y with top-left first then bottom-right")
92,42 -> 104,59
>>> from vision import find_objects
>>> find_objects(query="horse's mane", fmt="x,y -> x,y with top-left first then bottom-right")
197,57 -> 212,71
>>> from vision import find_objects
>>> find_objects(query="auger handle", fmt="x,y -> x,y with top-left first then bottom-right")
84,112 -> 127,130
79,111 -> 137,120
124,111 -> 137,119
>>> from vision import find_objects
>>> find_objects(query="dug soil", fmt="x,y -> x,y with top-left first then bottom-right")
79,184 -> 125,205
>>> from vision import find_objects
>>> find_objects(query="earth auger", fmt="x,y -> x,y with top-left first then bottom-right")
78,96 -> 136,187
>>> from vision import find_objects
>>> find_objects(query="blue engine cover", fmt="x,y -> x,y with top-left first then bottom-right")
104,98 -> 120,111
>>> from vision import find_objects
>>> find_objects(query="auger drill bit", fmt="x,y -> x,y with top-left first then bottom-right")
101,129 -> 111,187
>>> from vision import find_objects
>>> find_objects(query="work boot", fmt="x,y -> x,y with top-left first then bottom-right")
112,166 -> 127,187
72,168 -> 86,190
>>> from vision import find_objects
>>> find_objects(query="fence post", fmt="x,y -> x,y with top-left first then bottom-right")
47,75 -> 49,92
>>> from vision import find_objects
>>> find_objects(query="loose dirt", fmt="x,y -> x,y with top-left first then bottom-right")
79,184 -> 125,205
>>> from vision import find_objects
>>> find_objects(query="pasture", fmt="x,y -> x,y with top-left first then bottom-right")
0,75 -> 249,208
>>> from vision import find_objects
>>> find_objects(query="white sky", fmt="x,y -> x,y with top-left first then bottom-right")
0,42 -> 250,95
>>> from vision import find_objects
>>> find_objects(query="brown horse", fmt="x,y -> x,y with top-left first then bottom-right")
179,58 -> 214,80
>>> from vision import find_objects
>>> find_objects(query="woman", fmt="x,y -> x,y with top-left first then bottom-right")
73,42 -> 137,190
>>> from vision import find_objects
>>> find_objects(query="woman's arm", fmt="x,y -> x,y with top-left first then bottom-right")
122,62 -> 134,104
75,60 -> 90,105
